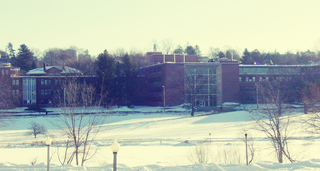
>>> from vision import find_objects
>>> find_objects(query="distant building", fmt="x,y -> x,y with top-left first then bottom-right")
139,52 -> 239,108
238,64 -> 320,103
13,63 -> 96,108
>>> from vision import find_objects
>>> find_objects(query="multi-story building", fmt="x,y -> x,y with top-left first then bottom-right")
13,63 -> 97,109
139,52 -> 239,108
238,64 -> 320,103
7,51 -> 320,109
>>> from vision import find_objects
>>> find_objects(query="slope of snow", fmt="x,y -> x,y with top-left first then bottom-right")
0,106 -> 318,170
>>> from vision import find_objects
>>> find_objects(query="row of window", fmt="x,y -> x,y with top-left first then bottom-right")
1,69 -> 9,75
239,76 -> 292,82
40,79 -> 61,85
147,67 -> 161,74
186,68 -> 217,75
149,77 -> 162,83
187,75 -> 217,84
12,89 -> 19,96
41,89 -> 53,95
12,80 -> 19,85
240,67 -> 320,75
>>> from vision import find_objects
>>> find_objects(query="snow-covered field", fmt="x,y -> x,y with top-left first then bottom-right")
0,105 -> 320,170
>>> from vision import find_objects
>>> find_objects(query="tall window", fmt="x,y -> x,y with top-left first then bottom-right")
23,78 -> 36,105
185,67 -> 217,106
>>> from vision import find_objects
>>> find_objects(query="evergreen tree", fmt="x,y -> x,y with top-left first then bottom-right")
194,45 -> 201,57
218,51 -> 225,58
184,46 -> 196,55
95,50 -> 116,81
95,50 -> 116,105
120,54 -> 138,107
14,44 -> 36,73
6,42 -> 15,58
173,45 -> 184,54
241,48 -> 251,64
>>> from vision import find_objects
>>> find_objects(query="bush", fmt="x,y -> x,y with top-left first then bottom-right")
28,121 -> 47,138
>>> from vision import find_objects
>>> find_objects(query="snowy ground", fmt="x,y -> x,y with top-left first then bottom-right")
0,105 -> 319,170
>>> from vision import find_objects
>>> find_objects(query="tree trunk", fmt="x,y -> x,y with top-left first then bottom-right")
191,106 -> 195,116
276,117 -> 283,163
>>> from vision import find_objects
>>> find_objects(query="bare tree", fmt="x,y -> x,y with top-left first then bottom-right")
302,83 -> 320,134
53,79 -> 107,166
208,47 -> 220,60
27,121 -> 47,138
252,78 -> 295,163
0,76 -> 17,109
241,130 -> 255,164
151,39 -> 173,54
187,144 -> 211,164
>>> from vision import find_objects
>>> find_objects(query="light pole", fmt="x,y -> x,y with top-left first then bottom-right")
64,88 -> 66,108
245,131 -> 248,165
163,85 -> 165,113
256,83 -> 259,110
111,139 -> 120,171
46,137 -> 52,171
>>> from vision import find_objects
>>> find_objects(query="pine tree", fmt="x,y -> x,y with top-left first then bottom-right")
241,48 -> 251,64
95,50 -> 116,105
14,44 -> 36,72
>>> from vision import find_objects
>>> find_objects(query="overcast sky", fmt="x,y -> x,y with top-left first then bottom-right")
1,0 -> 320,57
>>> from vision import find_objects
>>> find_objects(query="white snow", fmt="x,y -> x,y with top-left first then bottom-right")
0,105 -> 319,170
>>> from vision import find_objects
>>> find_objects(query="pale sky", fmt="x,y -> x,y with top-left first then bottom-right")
1,0 -> 320,57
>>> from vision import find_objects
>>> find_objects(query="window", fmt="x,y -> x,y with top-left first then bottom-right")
23,78 -> 36,105
12,90 -> 19,96
242,68 -> 255,74
209,75 -> 216,84
12,80 -> 19,85
196,68 -> 207,74
209,68 -> 216,74
41,79 -> 44,85
5,70 -> 8,75
149,77 -> 161,83
256,68 -> 268,74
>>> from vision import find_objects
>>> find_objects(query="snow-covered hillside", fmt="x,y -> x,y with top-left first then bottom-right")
0,105 -> 319,170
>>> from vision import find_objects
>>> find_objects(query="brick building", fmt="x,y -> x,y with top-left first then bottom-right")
238,64 -> 320,103
13,63 -> 97,108
140,52 -> 239,108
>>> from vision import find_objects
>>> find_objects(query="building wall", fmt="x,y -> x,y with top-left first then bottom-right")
164,63 -> 185,106
141,62 -> 227,107
238,65 -> 320,103
221,62 -> 240,104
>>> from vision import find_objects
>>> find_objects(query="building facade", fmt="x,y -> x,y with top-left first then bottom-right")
11,63 -> 97,109
238,64 -> 320,103
139,52 -> 239,108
